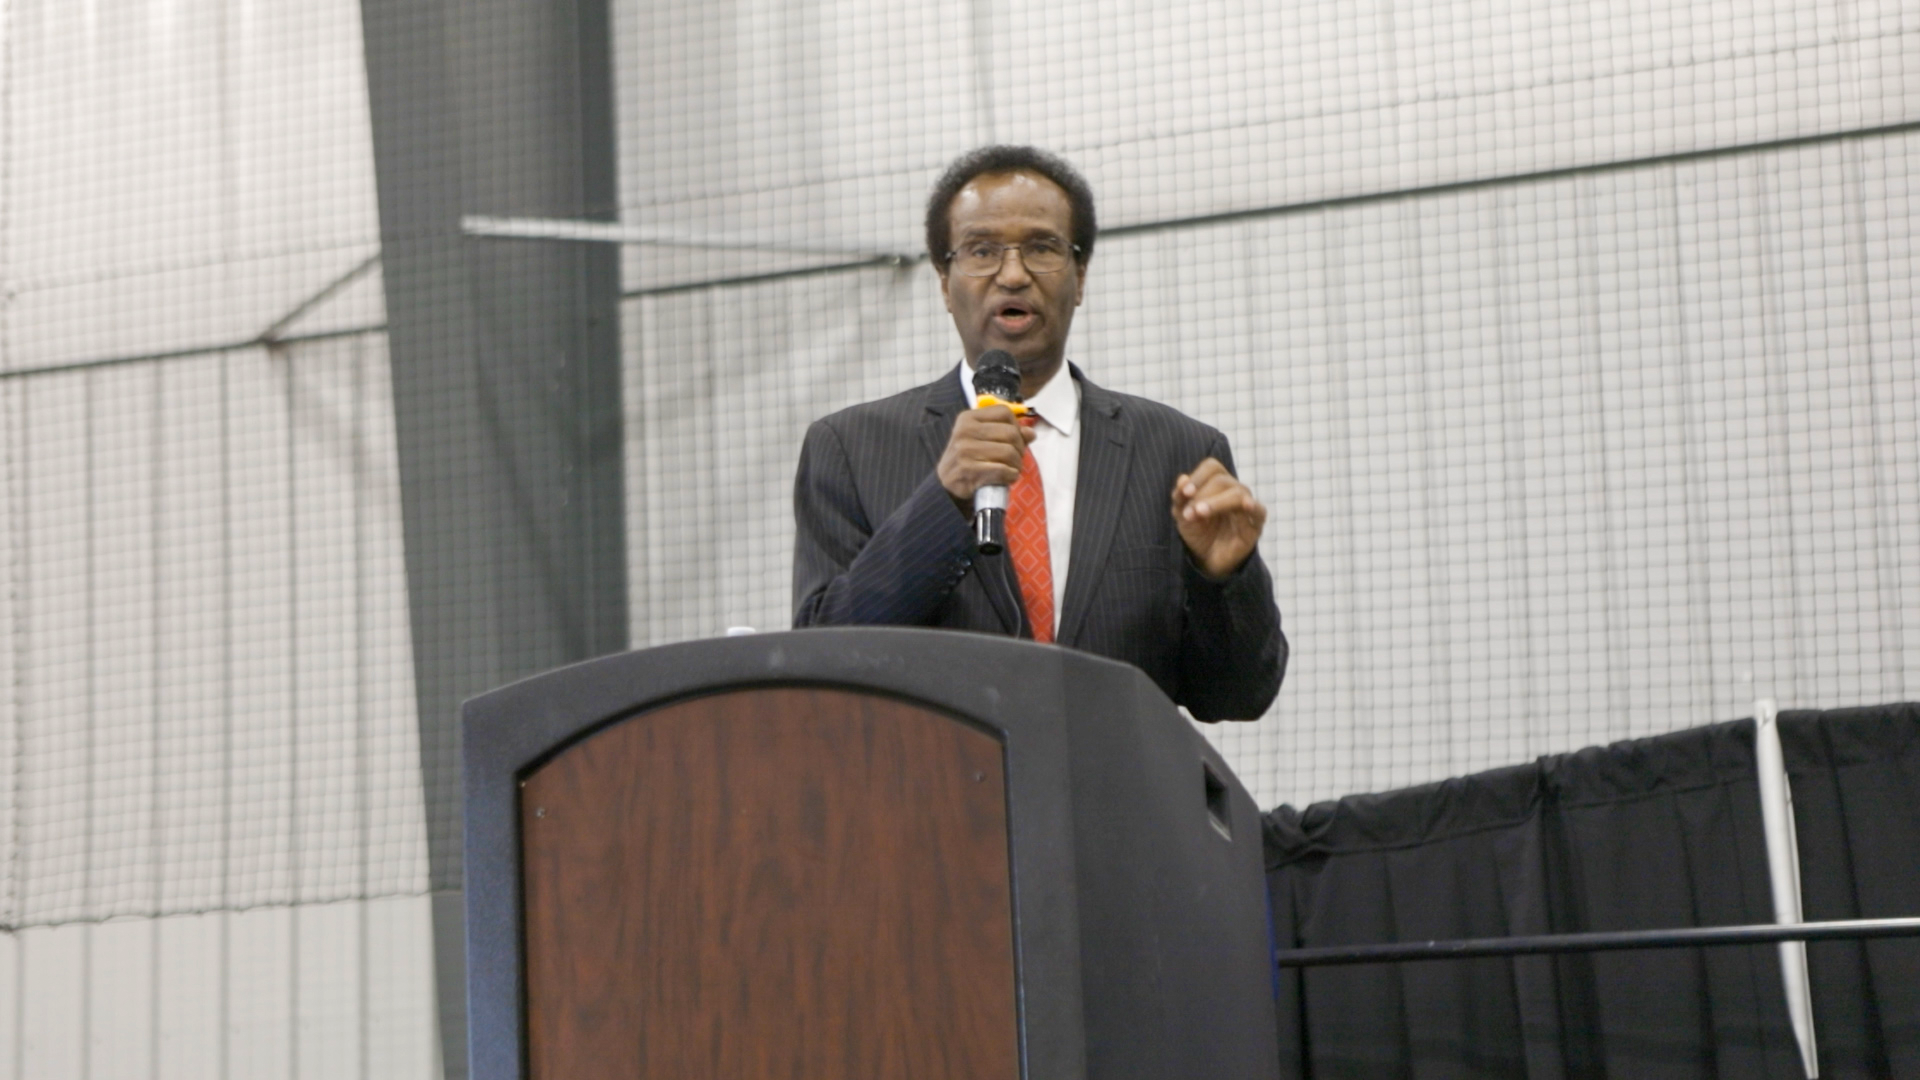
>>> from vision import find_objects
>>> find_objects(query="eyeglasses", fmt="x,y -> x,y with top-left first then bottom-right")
945,238 -> 1081,277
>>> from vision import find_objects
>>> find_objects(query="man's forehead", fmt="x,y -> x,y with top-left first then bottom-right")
953,219 -> 1067,238
955,168 -> 1067,199
948,171 -> 1072,231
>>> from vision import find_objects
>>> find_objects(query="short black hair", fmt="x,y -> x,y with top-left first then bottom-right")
925,145 -> 1096,271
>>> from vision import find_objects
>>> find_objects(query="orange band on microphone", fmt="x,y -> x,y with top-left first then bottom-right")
974,394 -> 1030,416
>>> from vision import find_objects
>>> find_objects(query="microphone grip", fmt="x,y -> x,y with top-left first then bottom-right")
973,484 -> 1009,554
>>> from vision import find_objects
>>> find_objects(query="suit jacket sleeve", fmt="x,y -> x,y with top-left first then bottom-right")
1175,432 -> 1287,721
791,416 -> 975,627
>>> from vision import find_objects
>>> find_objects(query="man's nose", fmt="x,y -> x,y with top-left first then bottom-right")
993,248 -> 1034,286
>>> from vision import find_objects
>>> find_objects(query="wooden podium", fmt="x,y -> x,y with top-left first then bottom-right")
463,627 -> 1279,1079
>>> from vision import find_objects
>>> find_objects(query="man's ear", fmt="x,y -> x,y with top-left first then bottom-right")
1074,262 -> 1088,307
938,266 -> 953,313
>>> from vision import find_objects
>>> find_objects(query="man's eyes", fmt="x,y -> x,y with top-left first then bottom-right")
964,240 -> 1064,257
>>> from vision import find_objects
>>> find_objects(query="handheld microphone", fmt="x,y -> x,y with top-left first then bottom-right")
970,350 -> 1023,554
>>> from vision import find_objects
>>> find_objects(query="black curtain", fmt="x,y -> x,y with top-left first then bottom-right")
1779,704 -> 1920,1077
1264,704 -> 1919,1079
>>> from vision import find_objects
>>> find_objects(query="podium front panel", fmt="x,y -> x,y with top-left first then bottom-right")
519,685 -> 1019,1079
466,629 -> 1277,1080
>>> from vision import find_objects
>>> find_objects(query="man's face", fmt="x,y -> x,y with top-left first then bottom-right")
938,170 -> 1087,384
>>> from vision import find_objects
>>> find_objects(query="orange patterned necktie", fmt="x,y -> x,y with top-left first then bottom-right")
1006,434 -> 1054,643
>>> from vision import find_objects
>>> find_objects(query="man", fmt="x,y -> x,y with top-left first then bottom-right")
792,146 -> 1285,721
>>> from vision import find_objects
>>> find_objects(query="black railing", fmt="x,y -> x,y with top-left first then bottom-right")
1273,916 -> 1920,968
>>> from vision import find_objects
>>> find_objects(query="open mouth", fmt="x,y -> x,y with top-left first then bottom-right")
992,303 -> 1036,334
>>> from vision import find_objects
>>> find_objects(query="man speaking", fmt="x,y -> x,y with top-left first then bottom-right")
792,146 -> 1285,721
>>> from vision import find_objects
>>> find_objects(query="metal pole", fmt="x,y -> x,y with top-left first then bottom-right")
1273,916 -> 1920,968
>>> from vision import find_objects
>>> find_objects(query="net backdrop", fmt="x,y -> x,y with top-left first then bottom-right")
0,0 -> 1916,1076
618,2 -> 1920,805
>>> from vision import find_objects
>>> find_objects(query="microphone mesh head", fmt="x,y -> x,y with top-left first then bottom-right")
972,350 -> 1022,402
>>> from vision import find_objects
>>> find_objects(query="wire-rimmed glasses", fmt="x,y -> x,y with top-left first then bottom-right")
945,238 -> 1081,277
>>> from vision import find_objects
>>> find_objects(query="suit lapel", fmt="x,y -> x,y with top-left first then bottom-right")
919,365 -> 968,464
922,365 -> 1023,636
1058,368 -> 1131,646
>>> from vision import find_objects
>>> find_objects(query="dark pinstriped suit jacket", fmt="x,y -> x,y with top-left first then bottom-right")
792,363 -> 1286,721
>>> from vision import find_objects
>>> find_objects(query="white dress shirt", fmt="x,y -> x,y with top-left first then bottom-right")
960,361 -> 1081,633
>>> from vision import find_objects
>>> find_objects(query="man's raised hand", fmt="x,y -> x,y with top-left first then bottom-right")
1171,457 -> 1266,580
938,404 -> 1036,515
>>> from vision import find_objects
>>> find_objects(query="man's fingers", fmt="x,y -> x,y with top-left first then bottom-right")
1210,493 -> 1267,526
1197,473 -> 1251,504
957,408 -> 1029,447
972,464 -> 1023,488
1172,457 -> 1229,501
1183,488 -> 1255,520
954,433 -> 1025,468
1178,470 -> 1259,521
1185,457 -> 1229,491
940,406 -> 1034,505
967,403 -> 1025,430
1167,457 -> 1268,578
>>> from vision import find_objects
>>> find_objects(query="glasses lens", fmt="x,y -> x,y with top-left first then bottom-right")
956,249 -> 1000,276
1022,243 -> 1067,273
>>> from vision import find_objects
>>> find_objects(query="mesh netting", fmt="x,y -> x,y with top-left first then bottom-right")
0,0 -> 1915,1075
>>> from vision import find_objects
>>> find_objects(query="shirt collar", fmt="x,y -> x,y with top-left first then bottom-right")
957,360 -> 1081,436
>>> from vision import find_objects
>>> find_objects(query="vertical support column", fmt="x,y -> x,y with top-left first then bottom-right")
1755,698 -> 1819,1079
358,1 -> 626,1075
